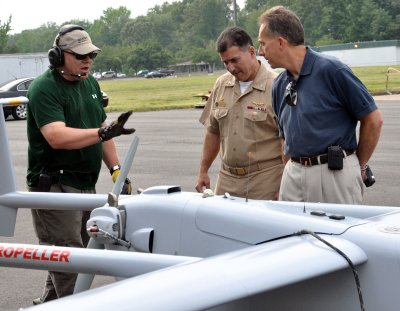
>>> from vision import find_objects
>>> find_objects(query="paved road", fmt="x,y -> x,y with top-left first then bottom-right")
1,97 -> 399,310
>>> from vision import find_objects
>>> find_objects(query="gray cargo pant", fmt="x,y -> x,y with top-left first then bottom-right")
29,183 -> 94,301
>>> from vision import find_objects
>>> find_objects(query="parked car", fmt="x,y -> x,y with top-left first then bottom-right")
136,70 -> 149,77
92,72 -> 102,80
116,72 -> 127,78
0,77 -> 34,120
101,71 -> 116,79
0,77 -> 109,121
145,70 -> 166,78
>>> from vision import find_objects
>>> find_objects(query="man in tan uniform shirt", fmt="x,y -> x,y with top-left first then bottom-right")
196,27 -> 283,200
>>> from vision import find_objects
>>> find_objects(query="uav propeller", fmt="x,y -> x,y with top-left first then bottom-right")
75,135 -> 140,293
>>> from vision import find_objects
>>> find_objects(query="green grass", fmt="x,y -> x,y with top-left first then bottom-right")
99,66 -> 400,112
352,66 -> 400,94
99,75 -> 216,112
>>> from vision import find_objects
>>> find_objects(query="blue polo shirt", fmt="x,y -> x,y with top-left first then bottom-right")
272,47 -> 377,157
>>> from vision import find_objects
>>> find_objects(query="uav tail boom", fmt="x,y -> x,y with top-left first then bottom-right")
0,106 -> 18,236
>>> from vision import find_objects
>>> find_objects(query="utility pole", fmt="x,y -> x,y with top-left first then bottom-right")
233,0 -> 237,26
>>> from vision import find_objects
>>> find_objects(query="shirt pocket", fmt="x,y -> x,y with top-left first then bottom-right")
212,107 -> 229,137
243,109 -> 270,140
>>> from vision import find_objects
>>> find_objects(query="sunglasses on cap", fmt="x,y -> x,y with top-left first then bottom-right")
284,80 -> 297,106
64,50 -> 98,60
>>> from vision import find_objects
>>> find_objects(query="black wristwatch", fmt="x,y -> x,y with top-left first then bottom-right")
110,165 -> 121,175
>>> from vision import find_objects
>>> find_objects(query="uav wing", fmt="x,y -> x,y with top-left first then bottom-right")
29,234 -> 367,311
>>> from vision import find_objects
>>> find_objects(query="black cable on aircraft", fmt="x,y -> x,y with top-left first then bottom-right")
256,230 -> 365,311
296,229 -> 365,311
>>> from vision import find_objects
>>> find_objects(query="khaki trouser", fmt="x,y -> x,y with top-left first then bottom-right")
215,162 -> 284,200
29,183 -> 94,301
279,154 -> 364,204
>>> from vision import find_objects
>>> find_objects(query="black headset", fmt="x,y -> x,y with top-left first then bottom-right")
48,25 -> 84,68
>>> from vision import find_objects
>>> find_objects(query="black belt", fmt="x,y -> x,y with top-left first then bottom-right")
44,170 -> 64,184
291,150 -> 355,167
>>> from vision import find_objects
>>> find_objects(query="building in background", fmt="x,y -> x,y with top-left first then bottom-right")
316,40 -> 400,67
0,53 -> 49,84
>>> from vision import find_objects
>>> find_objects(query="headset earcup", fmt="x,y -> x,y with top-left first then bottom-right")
48,46 -> 64,68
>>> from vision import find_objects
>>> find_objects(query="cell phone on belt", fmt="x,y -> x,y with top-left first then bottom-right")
38,173 -> 52,192
327,145 -> 343,170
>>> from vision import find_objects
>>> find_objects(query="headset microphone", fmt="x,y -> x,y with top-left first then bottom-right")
60,71 -> 86,78
70,73 -> 87,78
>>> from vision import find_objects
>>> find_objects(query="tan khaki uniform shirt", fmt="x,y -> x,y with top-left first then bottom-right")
200,64 -> 283,199
201,64 -> 281,167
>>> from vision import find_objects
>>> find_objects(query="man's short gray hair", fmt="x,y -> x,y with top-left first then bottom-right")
259,6 -> 304,45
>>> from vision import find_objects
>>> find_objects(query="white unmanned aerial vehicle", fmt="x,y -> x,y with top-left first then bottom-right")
0,104 -> 400,311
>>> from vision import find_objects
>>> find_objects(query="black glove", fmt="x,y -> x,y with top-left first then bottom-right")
98,111 -> 135,141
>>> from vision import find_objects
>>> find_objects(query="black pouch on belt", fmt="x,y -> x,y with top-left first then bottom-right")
327,145 -> 343,170
364,165 -> 376,187
37,172 -> 52,192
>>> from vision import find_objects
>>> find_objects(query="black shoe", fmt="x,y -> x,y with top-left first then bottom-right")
33,295 -> 57,305
32,297 -> 43,305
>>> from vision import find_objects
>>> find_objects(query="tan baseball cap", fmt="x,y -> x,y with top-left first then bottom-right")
56,25 -> 101,55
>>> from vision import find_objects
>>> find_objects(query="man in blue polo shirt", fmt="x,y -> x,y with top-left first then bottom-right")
257,6 -> 383,204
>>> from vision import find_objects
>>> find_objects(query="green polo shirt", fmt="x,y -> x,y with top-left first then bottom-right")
26,68 -> 106,190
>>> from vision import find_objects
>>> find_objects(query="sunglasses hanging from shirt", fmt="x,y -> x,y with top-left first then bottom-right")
284,80 -> 298,106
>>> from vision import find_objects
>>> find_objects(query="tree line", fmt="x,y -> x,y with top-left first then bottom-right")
0,0 -> 399,75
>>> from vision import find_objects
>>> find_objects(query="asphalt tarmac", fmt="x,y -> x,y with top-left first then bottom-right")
1,96 -> 399,310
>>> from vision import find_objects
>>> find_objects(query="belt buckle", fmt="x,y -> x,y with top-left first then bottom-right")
300,157 -> 312,167
230,167 -> 247,175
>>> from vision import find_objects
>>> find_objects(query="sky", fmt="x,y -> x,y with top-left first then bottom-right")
1,0 -> 245,34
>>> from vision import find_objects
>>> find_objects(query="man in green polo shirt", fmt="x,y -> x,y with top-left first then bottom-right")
26,24 -> 134,304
